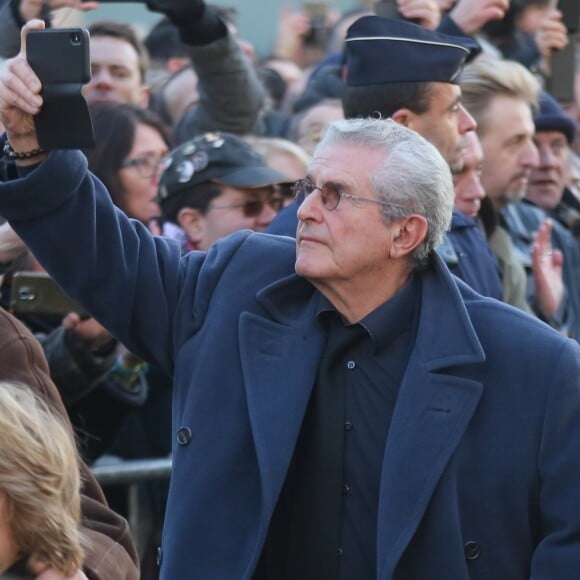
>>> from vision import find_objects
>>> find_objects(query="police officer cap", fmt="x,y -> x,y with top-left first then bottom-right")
344,16 -> 481,87
158,132 -> 291,203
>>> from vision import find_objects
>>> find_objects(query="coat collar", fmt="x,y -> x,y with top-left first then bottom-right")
255,252 -> 486,368
413,252 -> 486,369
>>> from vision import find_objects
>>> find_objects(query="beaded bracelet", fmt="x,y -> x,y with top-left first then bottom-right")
2,139 -> 46,160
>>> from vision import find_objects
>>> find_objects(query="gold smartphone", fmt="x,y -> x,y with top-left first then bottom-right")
10,271 -> 87,317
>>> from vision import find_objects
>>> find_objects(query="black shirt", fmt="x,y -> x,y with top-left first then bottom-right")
255,275 -> 421,579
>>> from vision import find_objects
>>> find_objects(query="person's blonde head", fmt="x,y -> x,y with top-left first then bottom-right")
460,56 -> 541,137
0,381 -> 84,575
242,135 -> 310,177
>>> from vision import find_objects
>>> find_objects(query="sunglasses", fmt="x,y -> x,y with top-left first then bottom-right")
209,194 -> 286,217
291,178 -> 406,212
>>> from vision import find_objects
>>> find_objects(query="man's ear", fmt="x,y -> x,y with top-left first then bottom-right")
389,215 -> 429,260
391,107 -> 417,129
177,207 -> 205,247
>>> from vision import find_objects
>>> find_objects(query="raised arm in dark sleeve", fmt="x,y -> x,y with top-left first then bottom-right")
146,0 -> 265,142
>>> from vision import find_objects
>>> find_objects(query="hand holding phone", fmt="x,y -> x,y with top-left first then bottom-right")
26,28 -> 95,149
302,1 -> 330,48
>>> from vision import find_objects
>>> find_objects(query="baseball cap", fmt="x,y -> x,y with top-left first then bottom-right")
158,132 -> 292,203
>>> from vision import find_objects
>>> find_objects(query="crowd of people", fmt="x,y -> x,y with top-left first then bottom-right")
0,0 -> 578,577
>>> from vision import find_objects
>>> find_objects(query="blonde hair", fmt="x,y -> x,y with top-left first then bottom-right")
0,381 -> 84,575
242,135 -> 310,170
461,56 -> 541,137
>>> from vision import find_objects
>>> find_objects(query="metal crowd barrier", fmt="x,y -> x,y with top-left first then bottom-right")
92,457 -> 173,556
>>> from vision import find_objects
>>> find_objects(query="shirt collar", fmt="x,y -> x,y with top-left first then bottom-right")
316,274 -> 420,353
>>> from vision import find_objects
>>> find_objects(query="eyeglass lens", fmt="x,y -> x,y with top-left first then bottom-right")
125,155 -> 166,178
293,179 -> 340,211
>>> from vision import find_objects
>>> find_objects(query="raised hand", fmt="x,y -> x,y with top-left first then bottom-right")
18,0 -> 99,22
535,9 -> 569,76
398,0 -> 442,30
144,0 -> 205,24
0,20 -> 44,151
61,312 -> 115,348
536,9 -> 568,57
532,218 -> 564,322
448,0 -> 509,35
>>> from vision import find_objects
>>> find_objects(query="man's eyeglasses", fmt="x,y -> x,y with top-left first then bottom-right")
121,154 -> 169,179
209,195 -> 286,218
292,178 -> 406,212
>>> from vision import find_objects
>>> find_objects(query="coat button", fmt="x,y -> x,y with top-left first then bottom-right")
464,541 -> 480,560
156,546 -> 163,566
176,427 -> 192,445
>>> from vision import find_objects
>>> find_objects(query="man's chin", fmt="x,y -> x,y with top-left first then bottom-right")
505,187 -> 527,205
295,255 -> 322,280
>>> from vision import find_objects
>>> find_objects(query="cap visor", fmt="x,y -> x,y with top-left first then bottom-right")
215,166 -> 293,188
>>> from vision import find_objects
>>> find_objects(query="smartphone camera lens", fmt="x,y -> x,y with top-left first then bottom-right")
70,32 -> 81,45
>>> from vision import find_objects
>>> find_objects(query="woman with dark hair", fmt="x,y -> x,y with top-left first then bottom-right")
85,103 -> 171,228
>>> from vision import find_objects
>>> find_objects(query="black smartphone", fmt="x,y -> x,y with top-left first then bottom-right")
26,28 -> 95,149
375,0 -> 401,20
10,271 -> 87,317
546,33 -> 577,104
302,1 -> 329,48
558,0 -> 579,33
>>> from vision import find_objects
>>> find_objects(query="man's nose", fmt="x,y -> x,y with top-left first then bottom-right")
522,139 -> 540,169
91,68 -> 114,87
470,175 -> 486,200
296,190 -> 324,223
537,144 -> 558,169
458,104 -> 477,134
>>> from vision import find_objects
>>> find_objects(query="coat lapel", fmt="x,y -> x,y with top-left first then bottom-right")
239,275 -> 325,519
377,256 -> 486,579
